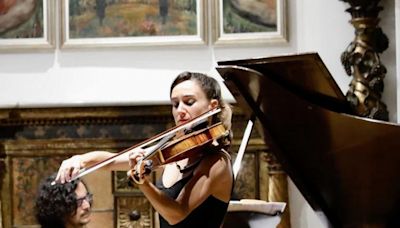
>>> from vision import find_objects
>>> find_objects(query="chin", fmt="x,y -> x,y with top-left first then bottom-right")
80,215 -> 91,224
80,218 -> 91,226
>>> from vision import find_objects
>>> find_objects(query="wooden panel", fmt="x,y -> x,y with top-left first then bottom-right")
0,105 -> 281,227
12,156 -> 64,225
116,196 -> 154,228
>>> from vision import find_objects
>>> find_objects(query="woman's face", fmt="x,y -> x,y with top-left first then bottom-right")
171,80 -> 218,125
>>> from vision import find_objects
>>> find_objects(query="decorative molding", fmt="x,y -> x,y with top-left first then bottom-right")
0,105 -> 287,227
0,106 -> 173,126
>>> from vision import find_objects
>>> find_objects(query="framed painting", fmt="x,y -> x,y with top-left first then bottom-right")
0,0 -> 55,51
212,0 -> 287,45
113,171 -> 155,195
60,0 -> 207,49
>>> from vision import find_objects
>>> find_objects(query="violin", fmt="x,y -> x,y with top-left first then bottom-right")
128,122 -> 230,184
66,108 -> 225,182
156,122 -> 229,164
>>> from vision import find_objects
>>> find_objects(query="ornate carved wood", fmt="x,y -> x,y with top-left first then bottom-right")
340,0 -> 389,120
0,105 -> 288,228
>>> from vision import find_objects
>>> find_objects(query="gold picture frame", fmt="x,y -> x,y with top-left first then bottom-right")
0,0 -> 56,51
60,0 -> 208,49
115,196 -> 155,228
113,171 -> 156,195
212,0 -> 287,45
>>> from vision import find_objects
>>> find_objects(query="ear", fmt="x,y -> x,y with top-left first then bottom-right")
209,99 -> 219,109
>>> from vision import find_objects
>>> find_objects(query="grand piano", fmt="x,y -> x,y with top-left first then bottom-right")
216,53 -> 400,228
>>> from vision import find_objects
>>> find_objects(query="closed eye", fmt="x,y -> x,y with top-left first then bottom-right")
171,101 -> 179,108
185,98 -> 195,106
171,97 -> 196,109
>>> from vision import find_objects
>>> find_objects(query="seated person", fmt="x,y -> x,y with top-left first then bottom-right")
35,173 -> 92,228
54,72 -> 234,228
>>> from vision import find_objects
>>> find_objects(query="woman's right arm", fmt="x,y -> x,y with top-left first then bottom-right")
55,150 -> 133,184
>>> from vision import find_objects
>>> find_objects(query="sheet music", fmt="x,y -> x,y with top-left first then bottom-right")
228,199 -> 286,215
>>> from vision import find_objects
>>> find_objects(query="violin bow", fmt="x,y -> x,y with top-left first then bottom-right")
70,107 -> 222,181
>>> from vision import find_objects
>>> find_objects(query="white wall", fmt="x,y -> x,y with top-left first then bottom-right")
380,0 -> 397,122
0,0 -> 299,108
0,0 -> 397,227
397,0 -> 400,122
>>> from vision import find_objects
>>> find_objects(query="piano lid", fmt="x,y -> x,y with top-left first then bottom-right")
217,53 -> 400,228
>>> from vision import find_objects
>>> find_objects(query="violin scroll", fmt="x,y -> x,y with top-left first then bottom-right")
127,159 -> 153,184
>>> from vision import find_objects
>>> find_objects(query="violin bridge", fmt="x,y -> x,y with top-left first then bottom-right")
155,149 -> 166,165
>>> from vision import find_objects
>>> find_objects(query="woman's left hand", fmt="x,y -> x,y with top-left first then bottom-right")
127,148 -> 149,184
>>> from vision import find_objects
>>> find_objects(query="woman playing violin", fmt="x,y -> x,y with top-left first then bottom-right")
55,71 -> 234,227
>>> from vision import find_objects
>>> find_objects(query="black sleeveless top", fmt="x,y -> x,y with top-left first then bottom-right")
156,169 -> 230,228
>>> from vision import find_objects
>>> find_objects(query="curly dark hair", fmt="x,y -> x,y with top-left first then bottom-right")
35,173 -> 87,228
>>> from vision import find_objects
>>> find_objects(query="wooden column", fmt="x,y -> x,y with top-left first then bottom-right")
264,152 -> 290,228
340,0 -> 389,120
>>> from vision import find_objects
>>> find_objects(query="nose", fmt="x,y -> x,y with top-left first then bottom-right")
176,102 -> 184,111
81,199 -> 91,209
176,103 -> 187,116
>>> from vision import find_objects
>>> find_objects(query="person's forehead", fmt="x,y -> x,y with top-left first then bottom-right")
75,182 -> 88,196
171,80 -> 204,97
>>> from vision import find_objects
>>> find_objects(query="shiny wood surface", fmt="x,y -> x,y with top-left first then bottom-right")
217,53 -> 400,227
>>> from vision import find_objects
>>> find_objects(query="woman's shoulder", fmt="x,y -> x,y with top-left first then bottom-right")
196,149 -> 234,200
203,148 -> 231,163
196,149 -> 232,176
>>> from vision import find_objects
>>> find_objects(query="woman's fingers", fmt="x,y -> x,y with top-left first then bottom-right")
127,149 -> 149,184
127,160 -> 147,184
71,164 -> 81,179
54,156 -> 82,184
128,149 -> 145,168
58,160 -> 70,184
53,163 -> 64,184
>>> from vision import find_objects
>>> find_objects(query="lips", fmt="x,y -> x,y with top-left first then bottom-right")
178,119 -> 189,124
81,211 -> 91,219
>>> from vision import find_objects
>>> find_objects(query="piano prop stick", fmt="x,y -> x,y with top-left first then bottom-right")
223,117 -> 287,228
